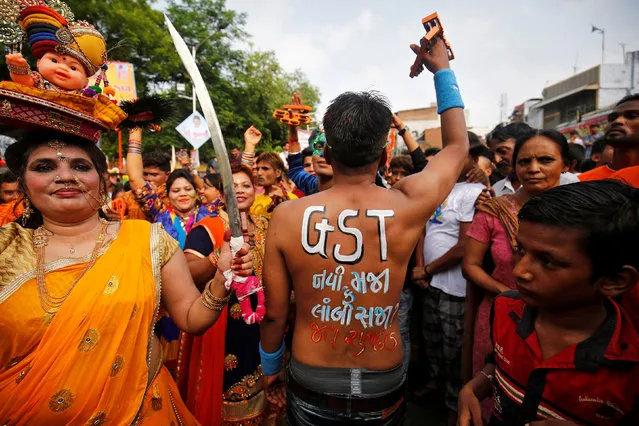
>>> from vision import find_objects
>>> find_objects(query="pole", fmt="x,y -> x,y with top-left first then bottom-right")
117,130 -> 123,170
191,45 -> 197,114
601,30 -> 605,65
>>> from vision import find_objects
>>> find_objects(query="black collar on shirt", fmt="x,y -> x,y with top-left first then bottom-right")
511,298 -> 625,372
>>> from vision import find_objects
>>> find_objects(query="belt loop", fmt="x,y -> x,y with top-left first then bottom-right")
350,368 -> 362,396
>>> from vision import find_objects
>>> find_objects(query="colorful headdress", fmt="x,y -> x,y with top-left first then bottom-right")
19,5 -> 107,77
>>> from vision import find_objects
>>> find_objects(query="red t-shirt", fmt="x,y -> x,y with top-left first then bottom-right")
578,165 -> 616,181
488,291 -> 639,425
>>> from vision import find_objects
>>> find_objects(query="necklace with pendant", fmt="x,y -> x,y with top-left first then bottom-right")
33,219 -> 109,316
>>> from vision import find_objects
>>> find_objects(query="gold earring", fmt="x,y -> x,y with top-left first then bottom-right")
22,198 -> 33,226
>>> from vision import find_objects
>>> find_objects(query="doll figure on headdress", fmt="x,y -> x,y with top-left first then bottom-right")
4,5 -> 112,97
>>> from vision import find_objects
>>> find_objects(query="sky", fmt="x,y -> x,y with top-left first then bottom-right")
221,0 -> 639,134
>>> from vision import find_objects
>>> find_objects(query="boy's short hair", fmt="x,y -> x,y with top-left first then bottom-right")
591,139 -> 609,156
389,155 -> 414,175
469,143 -> 493,163
518,180 -> 639,281
256,152 -> 285,173
0,169 -> 17,184
142,152 -> 171,172
323,91 -> 392,168
301,147 -> 314,161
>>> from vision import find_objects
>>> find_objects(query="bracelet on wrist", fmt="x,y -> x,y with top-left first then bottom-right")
398,127 -> 408,137
7,63 -> 30,76
201,279 -> 230,312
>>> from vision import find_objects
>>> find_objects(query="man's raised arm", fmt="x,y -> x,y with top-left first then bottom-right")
396,37 -> 469,221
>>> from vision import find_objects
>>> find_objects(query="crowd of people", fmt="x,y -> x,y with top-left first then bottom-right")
1,3 -> 639,426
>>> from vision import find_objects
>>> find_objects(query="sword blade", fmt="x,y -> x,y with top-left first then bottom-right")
164,14 -> 242,238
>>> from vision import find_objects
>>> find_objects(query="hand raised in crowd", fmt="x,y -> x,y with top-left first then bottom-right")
244,125 -> 262,148
457,386 -> 483,426
291,91 -> 303,108
410,36 -> 450,75
217,229 -> 254,277
391,113 -> 405,130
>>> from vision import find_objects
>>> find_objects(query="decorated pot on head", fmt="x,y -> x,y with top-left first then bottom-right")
0,1 -> 125,143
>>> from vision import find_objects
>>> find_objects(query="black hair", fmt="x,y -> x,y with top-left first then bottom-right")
490,122 -> 536,144
467,131 -> 480,146
123,180 -> 131,191
567,143 -> 586,169
591,139 -> 609,156
111,183 -> 125,200
166,169 -> 196,193
142,152 -> 171,173
389,155 -> 414,175
519,180 -> 639,280
512,129 -> 570,167
301,147 -> 314,161
616,93 -> 639,107
323,91 -> 392,168
580,159 -> 597,173
0,169 -> 17,185
4,130 -> 109,228
204,173 -> 223,194
469,143 -> 493,163
280,140 -> 290,148
229,144 -> 239,151
423,147 -> 441,157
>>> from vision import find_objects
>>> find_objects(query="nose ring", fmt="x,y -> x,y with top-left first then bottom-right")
55,175 -> 60,181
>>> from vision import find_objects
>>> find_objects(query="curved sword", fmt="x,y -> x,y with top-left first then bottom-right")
164,14 -> 242,242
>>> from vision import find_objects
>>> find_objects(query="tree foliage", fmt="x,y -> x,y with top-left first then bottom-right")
61,0 -> 320,161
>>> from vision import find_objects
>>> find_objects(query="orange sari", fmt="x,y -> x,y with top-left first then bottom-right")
0,199 -> 22,226
0,220 -> 198,425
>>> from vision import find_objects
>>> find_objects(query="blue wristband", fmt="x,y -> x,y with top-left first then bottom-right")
434,69 -> 464,114
259,341 -> 285,375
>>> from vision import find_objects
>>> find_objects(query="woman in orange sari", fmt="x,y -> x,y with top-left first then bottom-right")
0,131 -> 252,425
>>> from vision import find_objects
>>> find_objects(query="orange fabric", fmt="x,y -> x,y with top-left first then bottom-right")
611,165 -> 639,187
578,165 -> 615,181
178,215 -> 226,426
0,199 -> 22,226
0,221 -> 198,425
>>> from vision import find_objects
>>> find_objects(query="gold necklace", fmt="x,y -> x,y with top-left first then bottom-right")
33,219 -> 109,316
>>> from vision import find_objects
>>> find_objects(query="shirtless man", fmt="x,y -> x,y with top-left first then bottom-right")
259,38 -> 469,425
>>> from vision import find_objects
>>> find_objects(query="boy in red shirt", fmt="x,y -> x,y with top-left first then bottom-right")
458,180 -> 639,425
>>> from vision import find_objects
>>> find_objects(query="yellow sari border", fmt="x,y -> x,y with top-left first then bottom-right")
0,224 -> 120,305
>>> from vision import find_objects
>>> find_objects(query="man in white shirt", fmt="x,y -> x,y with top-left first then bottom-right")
420,151 -> 484,424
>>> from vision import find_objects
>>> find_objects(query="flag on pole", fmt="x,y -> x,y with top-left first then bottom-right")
171,145 -> 176,171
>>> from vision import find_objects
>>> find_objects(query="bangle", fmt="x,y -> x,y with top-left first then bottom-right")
259,341 -> 285,375
201,280 -> 230,311
398,127 -> 408,137
7,63 -> 30,76
434,69 -> 464,114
